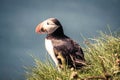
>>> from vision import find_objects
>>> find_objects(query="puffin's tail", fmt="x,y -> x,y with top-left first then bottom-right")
69,53 -> 86,69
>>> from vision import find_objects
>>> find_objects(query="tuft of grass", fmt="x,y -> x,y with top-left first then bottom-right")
25,58 -> 73,80
25,32 -> 120,80
82,32 -> 120,80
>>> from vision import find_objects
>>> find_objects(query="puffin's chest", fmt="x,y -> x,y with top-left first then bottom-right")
45,39 -> 54,54
45,38 -> 59,66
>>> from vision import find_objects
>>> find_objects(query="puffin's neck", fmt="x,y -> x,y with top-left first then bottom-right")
46,26 -> 67,39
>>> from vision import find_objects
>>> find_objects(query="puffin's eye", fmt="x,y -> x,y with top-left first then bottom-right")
47,22 -> 49,25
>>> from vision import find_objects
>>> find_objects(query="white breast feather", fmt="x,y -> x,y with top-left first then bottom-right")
45,39 -> 58,66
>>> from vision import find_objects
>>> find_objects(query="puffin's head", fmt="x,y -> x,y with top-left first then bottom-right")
35,18 -> 62,34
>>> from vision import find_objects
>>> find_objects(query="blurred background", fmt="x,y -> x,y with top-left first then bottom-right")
0,0 -> 120,80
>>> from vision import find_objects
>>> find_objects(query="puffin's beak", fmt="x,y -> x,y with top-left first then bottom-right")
35,22 -> 43,34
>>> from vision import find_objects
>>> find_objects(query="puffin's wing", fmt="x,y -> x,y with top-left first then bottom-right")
52,38 -> 85,69
69,40 -> 86,68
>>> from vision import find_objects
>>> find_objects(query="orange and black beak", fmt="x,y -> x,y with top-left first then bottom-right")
35,22 -> 48,34
35,22 -> 43,34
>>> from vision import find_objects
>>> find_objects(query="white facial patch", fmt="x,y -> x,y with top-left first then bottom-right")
43,20 -> 59,34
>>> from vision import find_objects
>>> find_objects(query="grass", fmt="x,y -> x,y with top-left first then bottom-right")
25,32 -> 120,80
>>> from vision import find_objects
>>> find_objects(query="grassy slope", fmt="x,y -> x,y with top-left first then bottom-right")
25,32 -> 120,80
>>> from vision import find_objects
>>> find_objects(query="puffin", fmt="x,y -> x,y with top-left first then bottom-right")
35,18 -> 85,70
